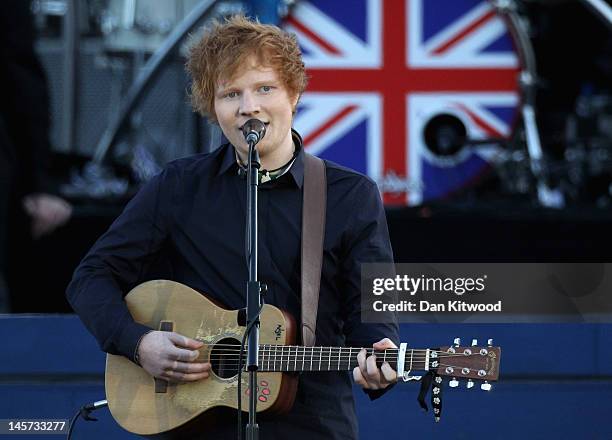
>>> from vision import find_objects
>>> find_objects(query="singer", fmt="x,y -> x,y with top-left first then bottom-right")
67,16 -> 398,439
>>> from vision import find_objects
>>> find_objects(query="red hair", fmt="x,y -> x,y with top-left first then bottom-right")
186,15 -> 308,122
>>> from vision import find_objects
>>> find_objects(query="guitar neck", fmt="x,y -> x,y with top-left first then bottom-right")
252,345 -> 428,372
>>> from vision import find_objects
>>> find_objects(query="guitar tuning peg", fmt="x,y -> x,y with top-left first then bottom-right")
453,338 -> 461,347
471,339 -> 478,346
481,381 -> 492,391
449,377 -> 459,388
487,338 -> 493,347
467,379 -> 474,389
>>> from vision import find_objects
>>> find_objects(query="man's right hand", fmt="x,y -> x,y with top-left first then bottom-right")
137,331 -> 211,383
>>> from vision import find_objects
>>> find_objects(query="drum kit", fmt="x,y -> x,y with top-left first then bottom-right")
32,0 -> 612,208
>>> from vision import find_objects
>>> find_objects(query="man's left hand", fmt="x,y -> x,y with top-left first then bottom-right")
352,337 -> 398,390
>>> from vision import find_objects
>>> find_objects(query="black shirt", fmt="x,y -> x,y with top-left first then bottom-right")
67,132 -> 399,439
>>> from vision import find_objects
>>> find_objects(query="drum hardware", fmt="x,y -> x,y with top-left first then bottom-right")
31,0 -> 68,16
423,114 -> 468,158
414,0 -> 564,207
489,0 -> 612,206
579,0 -> 612,29
101,0 -> 189,45
91,0 -> 243,164
51,0 -> 610,206
99,0 -> 243,53
493,0 -> 565,208
562,93 -> 612,203
422,114 -> 516,160
61,0 -> 241,200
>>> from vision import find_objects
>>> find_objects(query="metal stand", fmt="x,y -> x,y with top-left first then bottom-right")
493,0 -> 565,208
92,0 -> 220,164
245,140 -> 263,440
580,0 -> 612,29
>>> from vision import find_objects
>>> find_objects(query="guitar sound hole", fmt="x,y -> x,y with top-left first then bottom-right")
210,337 -> 242,379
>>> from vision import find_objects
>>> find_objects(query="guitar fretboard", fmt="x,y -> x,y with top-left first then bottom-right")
223,346 -> 430,372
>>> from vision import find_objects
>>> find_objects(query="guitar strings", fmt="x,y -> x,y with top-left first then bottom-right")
202,344 -> 492,374
207,352 -> 485,364
202,342 -> 491,352
206,350 -> 479,359
202,359 -> 484,374
206,352 -> 468,360
207,349 -> 483,359
205,346 -> 491,374
199,343 -> 481,357
210,353 -> 478,365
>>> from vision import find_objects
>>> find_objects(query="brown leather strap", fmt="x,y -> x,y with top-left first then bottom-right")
301,153 -> 326,347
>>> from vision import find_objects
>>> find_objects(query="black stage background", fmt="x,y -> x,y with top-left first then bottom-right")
8,175 -> 612,313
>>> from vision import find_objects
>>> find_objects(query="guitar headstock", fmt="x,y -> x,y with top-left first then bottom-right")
430,338 -> 501,390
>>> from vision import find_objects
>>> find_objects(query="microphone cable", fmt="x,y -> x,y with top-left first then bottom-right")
66,399 -> 107,440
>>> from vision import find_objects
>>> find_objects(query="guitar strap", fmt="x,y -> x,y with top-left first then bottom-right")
300,153 -> 326,347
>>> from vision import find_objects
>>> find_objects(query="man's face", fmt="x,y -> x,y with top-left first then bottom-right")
214,59 -> 298,164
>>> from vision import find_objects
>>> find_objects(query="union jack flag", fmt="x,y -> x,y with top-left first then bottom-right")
284,0 -> 521,205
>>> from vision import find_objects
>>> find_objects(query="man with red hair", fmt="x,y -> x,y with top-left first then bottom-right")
68,16 -> 398,439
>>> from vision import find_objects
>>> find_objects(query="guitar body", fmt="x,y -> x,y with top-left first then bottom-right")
105,280 -> 298,437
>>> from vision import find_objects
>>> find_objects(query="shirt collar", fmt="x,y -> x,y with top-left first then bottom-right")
216,141 -> 238,177
216,129 -> 305,189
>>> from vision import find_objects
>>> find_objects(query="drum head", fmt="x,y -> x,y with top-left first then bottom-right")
287,0 -> 522,205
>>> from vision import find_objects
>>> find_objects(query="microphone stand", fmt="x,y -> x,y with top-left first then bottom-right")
245,137 -> 262,440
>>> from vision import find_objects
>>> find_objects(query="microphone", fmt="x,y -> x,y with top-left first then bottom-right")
83,400 -> 108,411
241,119 -> 266,145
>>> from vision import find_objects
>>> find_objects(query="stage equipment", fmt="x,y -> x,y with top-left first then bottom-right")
66,399 -> 108,440
100,0 -> 202,53
58,0 -> 242,200
41,0 -> 611,207
493,0 -> 564,207
45,0 -> 526,204
289,0 -> 525,205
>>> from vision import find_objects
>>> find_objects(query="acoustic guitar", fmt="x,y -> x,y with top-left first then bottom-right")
105,280 -> 500,436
